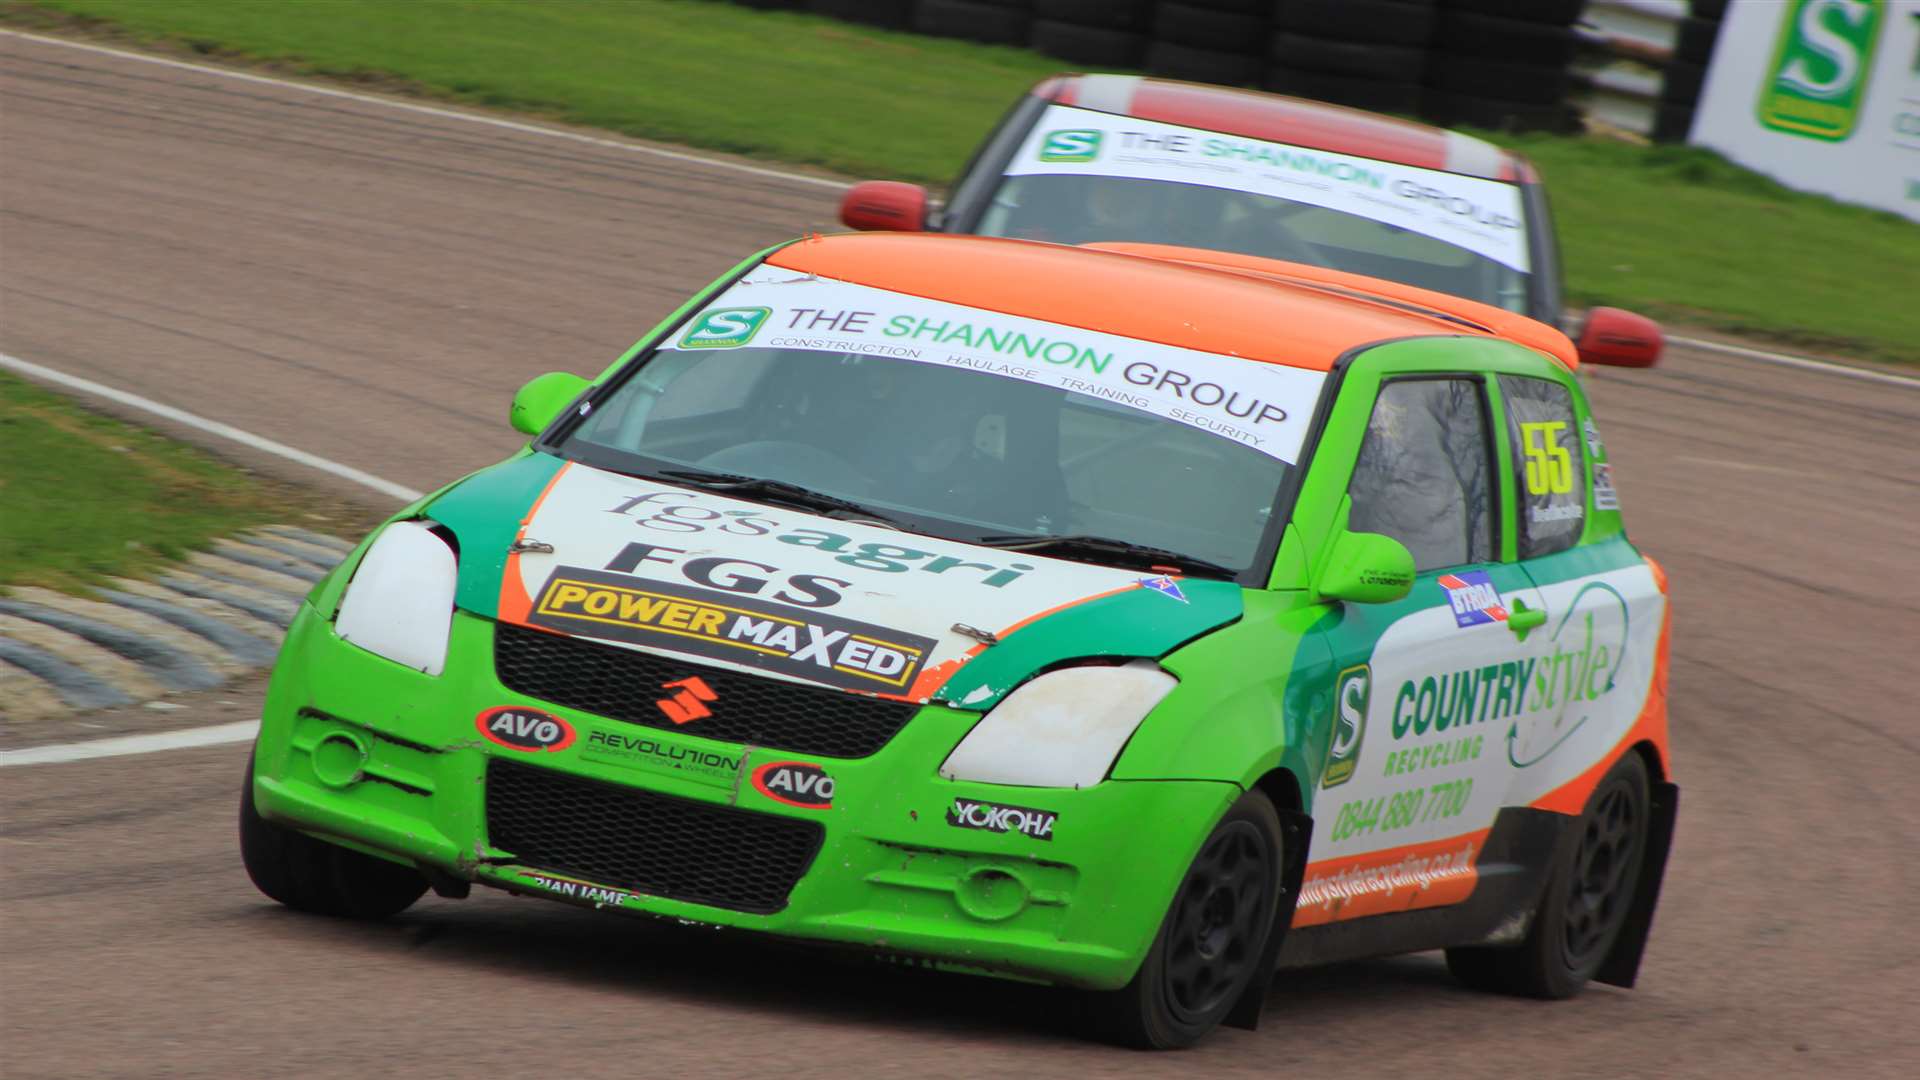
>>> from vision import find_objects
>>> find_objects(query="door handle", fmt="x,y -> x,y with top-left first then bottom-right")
1507,598 -> 1546,642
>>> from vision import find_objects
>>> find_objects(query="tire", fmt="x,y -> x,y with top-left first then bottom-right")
1651,101 -> 1696,143
1032,20 -> 1148,67
1690,0 -> 1730,18
912,0 -> 1033,44
239,756 -> 428,919
1153,2 -> 1270,55
805,0 -> 914,29
1675,16 -> 1722,66
1435,0 -> 1584,25
1034,0 -> 1153,30
1265,67 -> 1423,115
1085,789 -> 1285,1049
1269,32 -> 1426,81
1166,0 -> 1270,12
1145,40 -> 1265,86
1433,10 -> 1578,66
1447,752 -> 1652,998
1426,53 -> 1570,105
1272,0 -> 1438,47
1661,60 -> 1707,106
1425,89 -> 1577,132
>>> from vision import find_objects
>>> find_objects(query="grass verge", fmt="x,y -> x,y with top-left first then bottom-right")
2,372 -> 294,594
5,0 -> 1916,363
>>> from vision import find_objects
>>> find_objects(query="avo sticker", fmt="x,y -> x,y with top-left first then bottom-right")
751,760 -> 836,809
476,705 -> 575,752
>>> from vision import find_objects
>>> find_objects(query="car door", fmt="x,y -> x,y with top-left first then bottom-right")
1490,372 -> 1667,816
1295,371 -> 1549,928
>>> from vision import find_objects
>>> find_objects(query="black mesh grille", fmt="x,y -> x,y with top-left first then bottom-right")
493,621 -> 922,758
486,759 -> 822,914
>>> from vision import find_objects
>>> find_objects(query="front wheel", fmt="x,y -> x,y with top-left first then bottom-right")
1086,788 -> 1285,1049
1447,751 -> 1651,998
239,755 -> 428,919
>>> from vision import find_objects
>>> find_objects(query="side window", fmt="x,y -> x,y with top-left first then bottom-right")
1347,378 -> 1494,572
1499,375 -> 1586,558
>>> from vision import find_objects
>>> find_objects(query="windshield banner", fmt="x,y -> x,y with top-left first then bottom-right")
666,266 -> 1327,464
1004,104 -> 1531,272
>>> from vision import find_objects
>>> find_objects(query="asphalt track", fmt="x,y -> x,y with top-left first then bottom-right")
3,32 -> 1917,1080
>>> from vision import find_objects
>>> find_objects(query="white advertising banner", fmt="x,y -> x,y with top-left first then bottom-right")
1690,0 -> 1920,222
1002,104 -> 1533,272
665,265 -> 1330,464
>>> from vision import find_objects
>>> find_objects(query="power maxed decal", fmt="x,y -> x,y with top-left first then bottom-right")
527,566 -> 936,693
476,706 -> 575,752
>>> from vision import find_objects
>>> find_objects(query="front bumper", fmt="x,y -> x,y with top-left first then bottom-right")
253,605 -> 1237,989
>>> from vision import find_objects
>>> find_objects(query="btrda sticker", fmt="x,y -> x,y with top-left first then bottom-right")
946,798 -> 1057,841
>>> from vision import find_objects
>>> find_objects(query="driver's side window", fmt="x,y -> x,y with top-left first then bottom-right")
1346,377 -> 1495,572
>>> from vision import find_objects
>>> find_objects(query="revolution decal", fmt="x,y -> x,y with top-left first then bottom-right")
663,265 -> 1328,464
581,727 -> 741,787
1005,104 -> 1532,272
498,465 -> 1162,700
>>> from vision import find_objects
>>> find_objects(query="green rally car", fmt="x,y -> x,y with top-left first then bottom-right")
242,232 -> 1676,1048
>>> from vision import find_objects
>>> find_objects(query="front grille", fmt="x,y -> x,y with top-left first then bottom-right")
486,759 -> 822,914
493,621 -> 922,758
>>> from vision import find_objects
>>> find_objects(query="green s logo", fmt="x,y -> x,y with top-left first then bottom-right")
1323,664 -> 1370,788
679,306 -> 771,349
1757,0 -> 1883,141
1039,129 -> 1102,163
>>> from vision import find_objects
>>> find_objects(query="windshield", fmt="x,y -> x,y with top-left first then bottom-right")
977,104 -> 1533,314
555,266 -> 1328,577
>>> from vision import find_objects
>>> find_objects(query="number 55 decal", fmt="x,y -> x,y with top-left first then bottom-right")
1520,421 -> 1573,495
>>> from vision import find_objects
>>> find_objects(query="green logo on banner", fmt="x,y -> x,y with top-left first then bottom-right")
1323,664 -> 1370,788
679,307 -> 770,349
1756,0 -> 1884,141
1039,129 -> 1102,163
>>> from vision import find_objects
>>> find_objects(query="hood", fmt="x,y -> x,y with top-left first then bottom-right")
425,454 -> 1242,706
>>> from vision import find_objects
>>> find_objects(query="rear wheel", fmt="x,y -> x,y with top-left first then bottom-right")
1447,752 -> 1651,998
1087,788 -> 1284,1049
239,755 -> 428,919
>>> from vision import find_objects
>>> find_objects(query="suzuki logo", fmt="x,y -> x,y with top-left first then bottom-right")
656,676 -> 717,725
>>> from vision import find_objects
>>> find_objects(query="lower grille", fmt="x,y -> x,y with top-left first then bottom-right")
485,759 -> 822,914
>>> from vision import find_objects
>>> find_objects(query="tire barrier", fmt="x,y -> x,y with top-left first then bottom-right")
725,0 -> 1720,135
0,527 -> 351,722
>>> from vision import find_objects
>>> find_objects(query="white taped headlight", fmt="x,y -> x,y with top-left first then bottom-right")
334,521 -> 457,676
939,661 -> 1176,788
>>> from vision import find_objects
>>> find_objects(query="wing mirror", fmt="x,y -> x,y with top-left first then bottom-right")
1318,531 -> 1416,605
1576,307 -> 1663,368
839,180 -> 928,232
510,371 -> 590,436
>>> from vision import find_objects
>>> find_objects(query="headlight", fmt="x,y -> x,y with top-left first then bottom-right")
939,661 -> 1176,789
334,520 -> 457,676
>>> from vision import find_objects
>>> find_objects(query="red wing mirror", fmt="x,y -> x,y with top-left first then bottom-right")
1576,307 -> 1663,368
839,180 -> 928,232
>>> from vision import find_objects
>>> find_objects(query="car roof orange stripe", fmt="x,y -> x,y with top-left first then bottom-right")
1088,242 -> 1580,369
764,234 -> 1529,372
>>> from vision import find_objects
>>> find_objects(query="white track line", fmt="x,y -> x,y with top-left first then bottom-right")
0,720 -> 259,767
1665,333 -> 1920,389
0,29 -> 846,192
1,353 -> 424,502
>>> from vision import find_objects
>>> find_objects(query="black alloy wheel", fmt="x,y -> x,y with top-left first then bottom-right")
1446,752 -> 1651,998
1086,788 -> 1284,1048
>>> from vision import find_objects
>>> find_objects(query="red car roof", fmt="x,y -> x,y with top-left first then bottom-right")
1040,74 -> 1526,182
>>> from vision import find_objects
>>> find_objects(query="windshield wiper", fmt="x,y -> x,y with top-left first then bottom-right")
973,533 -> 1237,579
651,467 -> 905,526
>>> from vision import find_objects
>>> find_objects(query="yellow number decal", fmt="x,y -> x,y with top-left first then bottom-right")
1521,421 -> 1573,495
